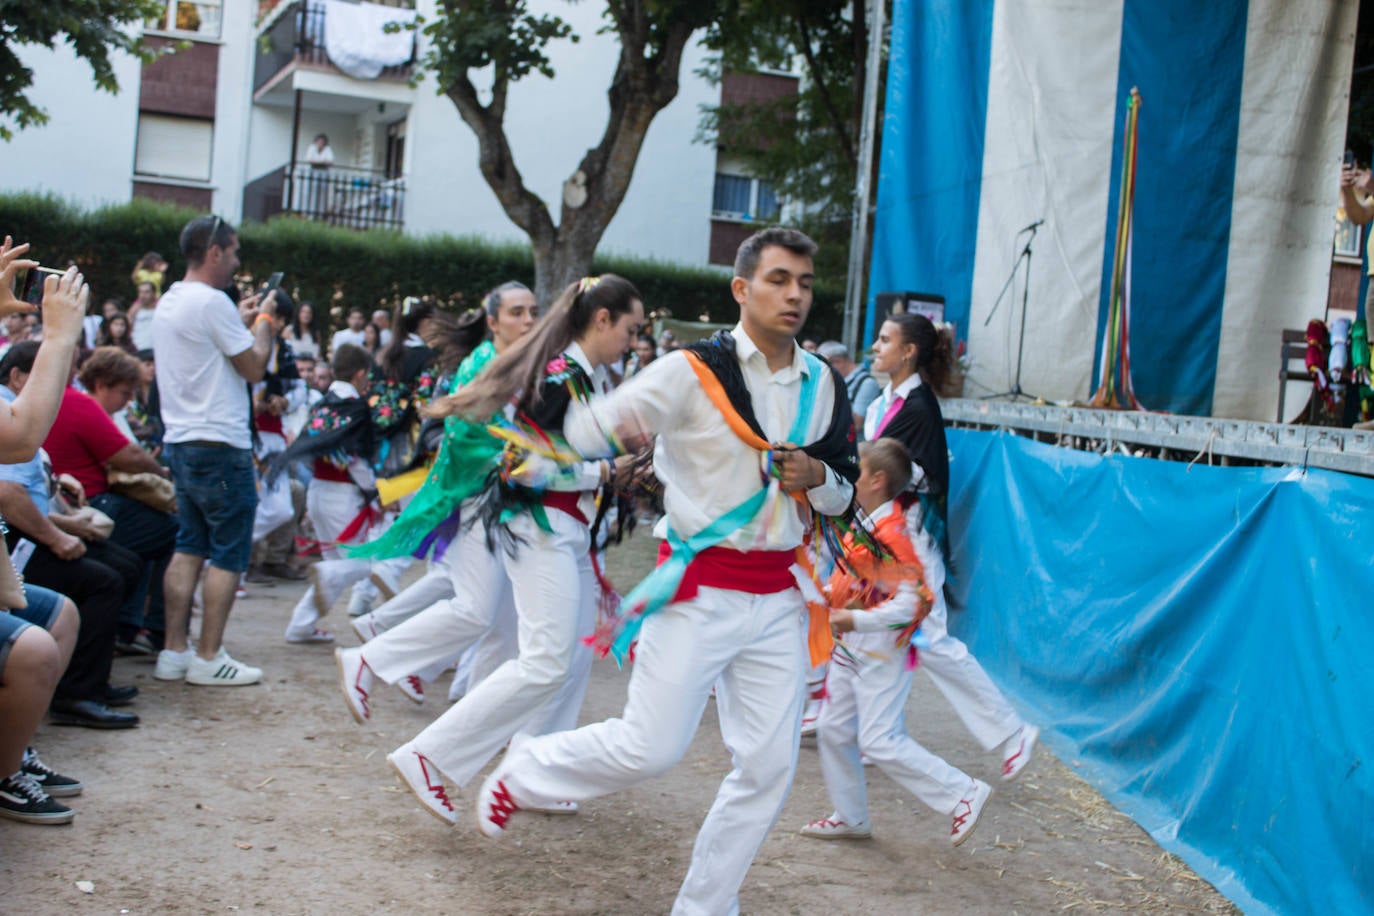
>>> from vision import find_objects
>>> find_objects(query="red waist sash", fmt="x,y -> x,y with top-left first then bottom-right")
541,491 -> 589,526
657,541 -> 796,603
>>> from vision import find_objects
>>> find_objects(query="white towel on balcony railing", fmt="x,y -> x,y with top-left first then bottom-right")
321,0 -> 416,80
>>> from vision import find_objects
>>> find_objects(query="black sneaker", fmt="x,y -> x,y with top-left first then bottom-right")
22,748 -> 83,798
0,771 -> 75,824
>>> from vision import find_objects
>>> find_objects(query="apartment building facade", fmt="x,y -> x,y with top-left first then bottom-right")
3,0 -> 794,270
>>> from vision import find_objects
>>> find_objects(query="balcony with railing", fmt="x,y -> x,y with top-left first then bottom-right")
254,0 -> 417,100
243,163 -> 405,231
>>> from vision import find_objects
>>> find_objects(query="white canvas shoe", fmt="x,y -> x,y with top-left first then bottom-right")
800,814 -> 872,840
388,744 -> 456,825
950,779 -> 992,847
1001,725 -> 1040,782
335,647 -> 374,723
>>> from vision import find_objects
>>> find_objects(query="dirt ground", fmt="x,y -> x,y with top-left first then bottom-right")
3,533 -> 1238,915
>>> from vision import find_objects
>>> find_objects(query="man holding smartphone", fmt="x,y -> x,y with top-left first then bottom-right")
151,215 -> 279,687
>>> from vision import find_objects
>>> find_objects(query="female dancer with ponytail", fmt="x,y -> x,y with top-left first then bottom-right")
866,311 -> 1040,782
342,276 -> 643,824
348,283 -> 538,648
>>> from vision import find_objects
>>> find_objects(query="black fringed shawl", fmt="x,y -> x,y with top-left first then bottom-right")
684,331 -> 859,486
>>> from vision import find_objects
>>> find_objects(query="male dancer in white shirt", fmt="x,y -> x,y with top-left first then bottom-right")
474,228 -> 858,916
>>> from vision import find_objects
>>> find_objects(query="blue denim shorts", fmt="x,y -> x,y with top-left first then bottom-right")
0,584 -> 65,678
165,442 -> 258,573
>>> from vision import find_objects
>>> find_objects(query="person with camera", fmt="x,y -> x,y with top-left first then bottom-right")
0,238 -> 92,821
151,215 -> 279,687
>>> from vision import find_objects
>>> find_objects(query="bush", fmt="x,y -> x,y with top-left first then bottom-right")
0,193 -> 846,337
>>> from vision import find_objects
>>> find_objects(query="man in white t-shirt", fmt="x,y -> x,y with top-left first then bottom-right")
329,307 -> 367,356
151,215 -> 279,687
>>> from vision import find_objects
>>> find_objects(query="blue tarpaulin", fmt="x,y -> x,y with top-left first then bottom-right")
945,428 -> 1372,915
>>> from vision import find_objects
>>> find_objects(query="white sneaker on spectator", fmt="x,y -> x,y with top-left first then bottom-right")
285,627 -> 334,645
185,650 -> 263,687
154,647 -> 195,681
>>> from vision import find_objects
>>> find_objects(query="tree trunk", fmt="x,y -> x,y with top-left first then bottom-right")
437,3 -> 703,304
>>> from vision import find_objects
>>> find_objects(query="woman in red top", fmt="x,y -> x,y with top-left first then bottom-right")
47,347 -> 177,649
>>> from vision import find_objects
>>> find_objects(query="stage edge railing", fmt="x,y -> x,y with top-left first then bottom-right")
941,398 -> 1374,478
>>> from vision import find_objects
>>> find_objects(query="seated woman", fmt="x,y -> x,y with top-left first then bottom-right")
47,347 -> 177,651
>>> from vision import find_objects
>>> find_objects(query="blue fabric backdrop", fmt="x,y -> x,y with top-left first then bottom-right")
1091,0 -> 1248,416
945,428 -> 1372,915
864,0 -> 994,349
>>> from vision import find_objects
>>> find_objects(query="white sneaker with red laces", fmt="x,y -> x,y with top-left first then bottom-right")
396,675 -> 425,704
475,768 -> 522,838
799,814 -> 872,840
1001,724 -> 1039,782
388,744 -> 456,825
335,647 -> 373,724
950,779 -> 992,847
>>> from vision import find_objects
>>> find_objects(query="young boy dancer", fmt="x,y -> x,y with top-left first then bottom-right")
277,344 -> 380,643
474,228 -> 858,916
801,438 -> 992,845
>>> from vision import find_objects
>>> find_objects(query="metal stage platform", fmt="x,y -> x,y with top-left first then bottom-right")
942,399 -> 1374,478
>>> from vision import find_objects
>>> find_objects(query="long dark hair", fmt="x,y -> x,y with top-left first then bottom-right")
378,297 -> 438,378
435,274 -> 640,420
292,301 -> 317,340
887,312 -> 953,394
430,308 -> 489,378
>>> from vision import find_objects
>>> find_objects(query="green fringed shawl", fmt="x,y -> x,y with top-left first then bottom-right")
348,341 -> 501,560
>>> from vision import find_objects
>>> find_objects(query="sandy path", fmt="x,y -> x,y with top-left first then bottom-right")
3,535 -> 1236,915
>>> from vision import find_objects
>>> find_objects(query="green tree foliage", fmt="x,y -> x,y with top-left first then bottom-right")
0,0 -> 166,140
0,193 -> 846,337
699,0 -> 879,280
417,1 -> 733,302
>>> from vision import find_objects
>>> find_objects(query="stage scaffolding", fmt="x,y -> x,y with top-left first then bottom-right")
943,399 -> 1374,478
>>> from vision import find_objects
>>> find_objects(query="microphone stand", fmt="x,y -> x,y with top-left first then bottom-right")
982,222 -> 1042,401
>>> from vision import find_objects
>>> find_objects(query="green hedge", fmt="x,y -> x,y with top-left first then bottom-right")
0,193 -> 847,338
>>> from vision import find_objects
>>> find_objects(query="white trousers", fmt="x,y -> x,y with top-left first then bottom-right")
818,629 -> 971,823
502,584 -> 808,916
362,559 -> 519,688
362,520 -> 512,686
413,509 -> 596,788
288,479 -> 369,636
913,532 -> 1023,751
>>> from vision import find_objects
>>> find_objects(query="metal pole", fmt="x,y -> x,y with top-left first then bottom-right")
287,88 -> 303,213
842,0 -> 887,355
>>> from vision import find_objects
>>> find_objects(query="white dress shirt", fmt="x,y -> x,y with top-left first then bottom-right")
863,372 -> 928,490
565,322 -> 853,551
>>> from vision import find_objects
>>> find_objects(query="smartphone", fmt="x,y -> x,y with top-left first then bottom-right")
1345,149 -> 1356,169
264,271 -> 284,292
16,266 -> 67,308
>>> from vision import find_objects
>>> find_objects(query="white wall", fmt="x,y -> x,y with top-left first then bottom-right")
405,1 -> 715,265
1,43 -> 142,208
210,0 -> 257,221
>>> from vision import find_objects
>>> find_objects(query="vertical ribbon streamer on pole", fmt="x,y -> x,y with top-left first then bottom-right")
1092,87 -> 1145,410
